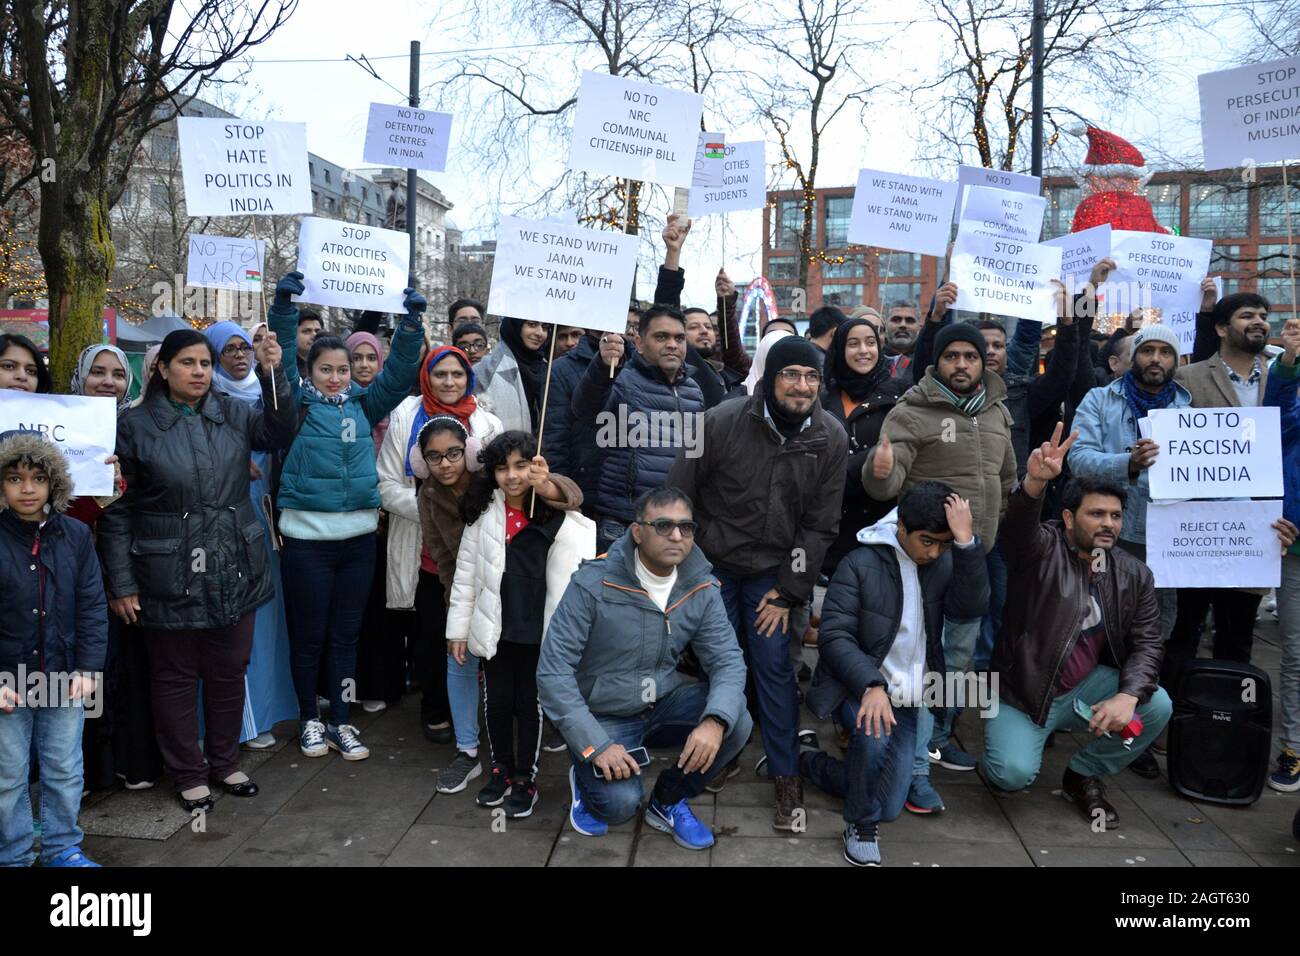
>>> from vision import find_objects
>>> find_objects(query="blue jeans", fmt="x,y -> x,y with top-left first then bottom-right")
803,699 -> 918,827
715,568 -> 800,778
981,665 -> 1173,790
569,682 -> 753,824
0,693 -> 86,866
281,533 -> 377,727
915,614 -> 982,769
447,651 -> 480,754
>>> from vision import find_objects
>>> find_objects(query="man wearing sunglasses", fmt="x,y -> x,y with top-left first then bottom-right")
669,336 -> 848,831
538,487 -> 751,851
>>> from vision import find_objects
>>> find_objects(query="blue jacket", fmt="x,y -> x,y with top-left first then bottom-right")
536,530 -> 747,761
571,349 -> 706,523
1265,358 -> 1300,549
269,303 -> 423,513
1067,376 -> 1193,545
542,334 -> 602,510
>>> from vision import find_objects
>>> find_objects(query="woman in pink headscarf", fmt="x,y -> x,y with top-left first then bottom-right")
346,331 -> 388,453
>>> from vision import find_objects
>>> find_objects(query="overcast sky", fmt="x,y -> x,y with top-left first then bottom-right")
216,0 -> 1263,307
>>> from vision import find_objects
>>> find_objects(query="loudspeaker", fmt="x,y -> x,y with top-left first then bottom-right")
1167,660 -> 1271,806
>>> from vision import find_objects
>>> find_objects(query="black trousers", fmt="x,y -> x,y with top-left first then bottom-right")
1165,588 -> 1263,689
353,534 -> 409,705
481,641 -> 542,781
412,570 -> 450,725
82,616 -> 163,790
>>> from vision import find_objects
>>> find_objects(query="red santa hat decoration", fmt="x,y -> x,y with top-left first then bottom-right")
1067,124 -> 1154,185
1067,123 -> 1167,235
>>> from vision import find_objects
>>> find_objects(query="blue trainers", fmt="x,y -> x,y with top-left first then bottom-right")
45,847 -> 100,868
568,766 -> 608,837
645,796 -> 714,850
325,723 -> 370,761
904,775 -> 946,814
1269,748 -> 1300,792
843,823 -> 880,866
933,742 -> 978,772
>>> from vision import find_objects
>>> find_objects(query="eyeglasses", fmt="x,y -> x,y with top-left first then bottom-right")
424,447 -> 465,466
637,519 -> 698,538
222,343 -> 253,356
457,340 -> 488,353
777,369 -> 822,386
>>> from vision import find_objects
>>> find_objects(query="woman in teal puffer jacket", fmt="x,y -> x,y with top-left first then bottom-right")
267,271 -> 426,762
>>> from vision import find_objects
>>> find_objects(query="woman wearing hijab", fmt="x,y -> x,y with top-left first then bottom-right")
378,345 -> 502,741
743,327 -> 794,396
203,321 -> 298,751
821,317 -> 906,574
346,331 -> 388,452
475,318 -> 548,433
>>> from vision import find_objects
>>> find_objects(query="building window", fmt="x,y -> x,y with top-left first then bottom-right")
309,162 -> 315,177
767,256 -> 799,280
151,136 -> 177,162
771,199 -> 813,250
365,212 -> 372,225
312,190 -> 320,209
1258,184 -> 1300,236
324,169 -> 331,184
361,187 -> 368,201
1210,244 -> 1243,272
821,254 -> 865,279
824,196 -> 853,247
880,282 -> 923,312
120,186 -> 133,207
327,197 -> 336,213
773,285 -> 804,311
879,252 -> 922,277
150,182 -> 168,208
820,284 -> 865,308
1187,183 -> 1247,239
1258,275 -> 1295,306
1143,182 -> 1182,232
1043,185 -> 1081,239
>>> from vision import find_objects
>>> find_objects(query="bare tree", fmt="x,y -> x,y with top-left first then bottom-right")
0,1 -> 296,384
1243,0 -> 1300,57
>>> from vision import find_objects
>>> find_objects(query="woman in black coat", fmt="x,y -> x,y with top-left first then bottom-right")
97,329 -> 294,812
821,317 -> 907,574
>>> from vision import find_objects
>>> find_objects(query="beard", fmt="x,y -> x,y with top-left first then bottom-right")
1230,328 -> 1268,355
695,343 -> 715,359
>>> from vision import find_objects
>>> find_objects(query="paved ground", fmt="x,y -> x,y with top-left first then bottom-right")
79,619 -> 1300,868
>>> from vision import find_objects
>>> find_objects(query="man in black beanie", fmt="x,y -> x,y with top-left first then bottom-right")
670,335 -> 848,831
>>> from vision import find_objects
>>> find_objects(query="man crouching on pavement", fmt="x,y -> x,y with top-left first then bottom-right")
981,423 -> 1175,828
802,482 -> 988,865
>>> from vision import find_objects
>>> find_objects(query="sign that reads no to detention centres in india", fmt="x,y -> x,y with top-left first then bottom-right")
362,103 -> 453,172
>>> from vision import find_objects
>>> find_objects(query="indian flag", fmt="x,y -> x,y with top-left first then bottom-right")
243,269 -> 262,284
705,142 -> 724,159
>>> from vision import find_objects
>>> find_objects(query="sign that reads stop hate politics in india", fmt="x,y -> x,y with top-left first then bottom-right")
1198,55 -> 1300,170
362,103 -> 453,172
567,72 -> 704,188
294,217 -> 411,313
846,170 -> 957,258
488,217 -> 639,334
177,118 -> 312,217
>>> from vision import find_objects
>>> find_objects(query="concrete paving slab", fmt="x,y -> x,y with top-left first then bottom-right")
383,824 -> 554,867
223,813 -> 410,866
549,832 -> 634,866
1000,785 -> 1175,849
1027,845 -> 1191,867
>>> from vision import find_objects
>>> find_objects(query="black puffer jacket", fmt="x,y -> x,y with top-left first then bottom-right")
97,371 -> 295,630
542,333 -> 602,512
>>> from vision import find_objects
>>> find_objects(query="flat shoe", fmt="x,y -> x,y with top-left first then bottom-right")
180,793 -> 214,813
219,779 -> 259,797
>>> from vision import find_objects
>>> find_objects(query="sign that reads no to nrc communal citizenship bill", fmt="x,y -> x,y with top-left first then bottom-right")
293,217 -> 411,313
1146,405 -> 1283,499
488,216 -> 640,334
177,118 -> 312,217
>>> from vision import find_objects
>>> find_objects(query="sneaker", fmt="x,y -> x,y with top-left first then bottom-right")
842,823 -> 881,866
325,723 -> 370,761
435,752 -> 482,794
1269,748 -> 1300,793
299,719 -> 328,757
114,773 -> 156,791
756,730 -> 818,776
927,747 -> 942,762
243,732 -> 277,750
568,766 -> 608,836
475,765 -> 512,807
704,759 -> 742,794
542,722 -> 567,753
361,700 -> 387,714
933,742 -> 977,772
645,796 -> 714,850
904,776 -> 946,814
504,778 -> 538,818
45,847 -> 100,868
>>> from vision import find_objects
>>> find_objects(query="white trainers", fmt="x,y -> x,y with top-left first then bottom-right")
243,732 -> 277,750
299,719 -> 328,757
361,700 -> 387,714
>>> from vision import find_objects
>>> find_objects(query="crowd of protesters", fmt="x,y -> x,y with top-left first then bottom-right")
3,214 -> 1300,868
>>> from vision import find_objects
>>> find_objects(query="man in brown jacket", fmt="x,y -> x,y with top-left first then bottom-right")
982,425 -> 1171,828
669,336 -> 848,831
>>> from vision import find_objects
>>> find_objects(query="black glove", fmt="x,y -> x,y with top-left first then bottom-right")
274,271 -> 305,308
403,287 -> 427,316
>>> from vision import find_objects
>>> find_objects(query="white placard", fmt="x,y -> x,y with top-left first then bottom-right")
185,235 -> 265,291
949,230 -> 1063,324
953,165 -> 1041,224
693,131 -> 726,188
846,169 -> 957,258
1198,56 -> 1300,171
688,141 -> 765,217
177,117 -> 312,217
0,393 -> 117,496
487,216 -> 640,334
1145,499 -> 1283,589
1147,405 -> 1283,499
293,217 -> 410,313
566,72 -> 704,188
1104,230 -> 1213,355
362,102 -> 452,172
957,184 -> 1047,243
1044,223 -> 1111,291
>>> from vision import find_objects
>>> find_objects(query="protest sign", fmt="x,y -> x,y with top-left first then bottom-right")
845,169 -> 956,257
362,103 -> 453,172
949,230 -> 1063,324
487,216 -> 640,334
1104,230 -> 1213,354
1198,55 -> 1300,171
1145,499 -> 1283,589
185,235 -> 265,291
953,165 -> 1041,224
1147,405 -> 1283,499
294,217 -> 410,313
0,392 -> 117,496
177,118 -> 311,217
957,184 -> 1047,243
1044,223 -> 1111,291
693,131 -> 726,188
688,142 -> 765,217
566,72 -> 704,188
